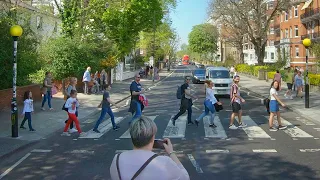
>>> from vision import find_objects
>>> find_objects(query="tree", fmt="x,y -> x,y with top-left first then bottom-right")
310,43 -> 320,68
210,0 -> 289,65
188,23 -> 219,59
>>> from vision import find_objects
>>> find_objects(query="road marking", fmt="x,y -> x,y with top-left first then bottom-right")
0,153 -> 31,179
120,116 -> 158,139
253,149 -> 277,153
79,117 -> 125,139
163,115 -> 187,138
31,149 -> 52,153
206,149 -> 229,153
300,149 -> 320,153
265,116 -> 313,138
187,154 -> 203,173
204,116 -> 227,138
242,116 -> 271,138
69,150 -> 94,154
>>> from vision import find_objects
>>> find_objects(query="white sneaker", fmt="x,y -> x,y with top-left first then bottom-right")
238,123 -> 247,128
61,132 -> 71,136
79,132 -> 86,137
69,128 -> 78,133
229,124 -> 238,130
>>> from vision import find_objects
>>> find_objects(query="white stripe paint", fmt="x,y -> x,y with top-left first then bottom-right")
0,153 -> 31,179
115,150 -> 184,154
265,116 -> 313,138
79,117 -> 125,139
300,149 -> 320,152
69,150 -> 94,154
253,149 -> 277,153
187,154 -> 203,173
31,149 -> 52,153
120,116 -> 158,139
163,115 -> 187,138
242,116 -> 271,138
206,149 -> 229,153
204,116 -> 227,138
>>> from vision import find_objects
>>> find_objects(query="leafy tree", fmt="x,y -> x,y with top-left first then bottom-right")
311,43 -> 320,68
188,23 -> 219,60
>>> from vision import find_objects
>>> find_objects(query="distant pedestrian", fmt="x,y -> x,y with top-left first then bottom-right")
293,69 -> 298,91
294,71 -> 304,98
20,90 -> 35,131
63,77 -> 78,133
41,72 -> 54,111
61,90 -> 84,136
273,70 -> 282,91
93,84 -> 120,133
150,66 -> 153,78
284,68 -> 294,99
268,80 -> 287,131
128,74 -> 145,124
229,75 -> 247,129
82,67 -> 91,94
230,66 -> 235,78
171,76 -> 196,126
195,80 -> 222,127
101,69 -> 107,90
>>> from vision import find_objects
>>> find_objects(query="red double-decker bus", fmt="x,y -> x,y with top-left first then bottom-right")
182,55 -> 189,65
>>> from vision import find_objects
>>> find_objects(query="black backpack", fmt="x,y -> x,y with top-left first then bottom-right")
176,85 -> 182,99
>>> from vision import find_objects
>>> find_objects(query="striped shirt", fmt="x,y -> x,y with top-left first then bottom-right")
230,83 -> 240,104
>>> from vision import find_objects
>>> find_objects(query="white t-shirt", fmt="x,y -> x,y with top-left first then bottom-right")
206,88 -> 217,104
270,88 -> 278,100
110,150 -> 189,180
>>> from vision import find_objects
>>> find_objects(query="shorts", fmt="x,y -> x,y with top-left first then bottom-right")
287,83 -> 293,90
232,102 -> 241,113
269,100 -> 279,112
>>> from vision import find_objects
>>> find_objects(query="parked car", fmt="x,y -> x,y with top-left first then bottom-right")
192,69 -> 206,84
196,64 -> 205,69
205,67 -> 232,95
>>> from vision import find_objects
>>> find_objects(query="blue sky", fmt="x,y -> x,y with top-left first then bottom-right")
169,0 -> 210,49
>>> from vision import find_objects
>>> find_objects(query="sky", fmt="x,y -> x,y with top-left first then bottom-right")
169,0 -> 211,49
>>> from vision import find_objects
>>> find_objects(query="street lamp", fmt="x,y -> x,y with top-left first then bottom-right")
302,38 -> 311,108
10,25 -> 23,138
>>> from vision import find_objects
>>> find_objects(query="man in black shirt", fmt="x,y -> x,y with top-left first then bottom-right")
128,74 -> 145,124
171,76 -> 196,126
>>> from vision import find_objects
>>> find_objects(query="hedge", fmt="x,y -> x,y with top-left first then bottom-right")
235,64 -> 320,86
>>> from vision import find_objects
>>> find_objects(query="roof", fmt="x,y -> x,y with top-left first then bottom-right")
206,67 -> 229,71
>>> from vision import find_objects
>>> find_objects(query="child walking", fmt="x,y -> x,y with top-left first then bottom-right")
20,91 -> 35,131
61,90 -> 84,136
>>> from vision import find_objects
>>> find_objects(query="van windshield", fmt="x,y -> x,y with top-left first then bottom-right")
209,70 -> 230,78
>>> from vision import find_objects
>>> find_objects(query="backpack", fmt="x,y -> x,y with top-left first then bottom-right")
176,86 -> 182,99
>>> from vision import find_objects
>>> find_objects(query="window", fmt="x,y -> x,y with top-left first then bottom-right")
294,6 -> 298,17
285,29 -> 289,38
271,52 -> 275,60
268,2 -> 274,9
295,46 -> 299,57
290,27 -> 292,38
250,54 -> 253,60
285,12 -> 288,21
209,70 -> 230,79
265,52 -> 267,58
36,16 -> 43,29
270,27 -> 274,34
295,25 -> 299,37
270,41 -> 274,46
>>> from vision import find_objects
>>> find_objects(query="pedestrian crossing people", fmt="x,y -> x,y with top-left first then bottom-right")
171,76 -> 196,126
229,75 -> 247,129
269,80 -> 287,131
128,74 -> 145,124
195,80 -> 222,127
63,77 -> 78,133
82,67 -> 91,95
284,68 -> 294,99
20,90 -> 35,131
93,84 -> 120,133
110,116 -> 190,180
41,72 -> 53,111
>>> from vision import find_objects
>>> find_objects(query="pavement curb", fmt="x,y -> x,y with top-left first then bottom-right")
0,140 -> 39,161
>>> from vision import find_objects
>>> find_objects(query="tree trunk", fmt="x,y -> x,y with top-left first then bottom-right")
254,45 -> 266,65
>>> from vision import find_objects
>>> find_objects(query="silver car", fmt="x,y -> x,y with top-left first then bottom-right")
205,67 -> 232,95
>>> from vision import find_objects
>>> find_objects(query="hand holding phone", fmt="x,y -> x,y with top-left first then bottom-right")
153,139 -> 166,149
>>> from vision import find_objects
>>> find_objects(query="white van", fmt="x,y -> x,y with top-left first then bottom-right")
205,67 -> 233,95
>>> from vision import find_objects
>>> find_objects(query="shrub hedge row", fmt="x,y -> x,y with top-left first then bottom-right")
235,64 -> 320,86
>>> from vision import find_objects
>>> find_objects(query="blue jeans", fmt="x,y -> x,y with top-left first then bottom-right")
93,107 -> 116,130
21,112 -> 34,130
197,100 -> 216,124
129,101 -> 142,123
41,91 -> 52,108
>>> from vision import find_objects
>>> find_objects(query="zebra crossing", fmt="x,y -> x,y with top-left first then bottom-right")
78,114 -> 319,140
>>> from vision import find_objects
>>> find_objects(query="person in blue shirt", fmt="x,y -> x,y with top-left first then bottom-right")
128,74 -> 145,124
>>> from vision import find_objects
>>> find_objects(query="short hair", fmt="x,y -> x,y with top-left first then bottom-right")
276,70 -> 280,73
130,116 -> 157,148
70,90 -> 77,95
45,72 -> 50,76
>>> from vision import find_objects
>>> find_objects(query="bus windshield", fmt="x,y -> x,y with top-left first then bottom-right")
209,70 -> 230,79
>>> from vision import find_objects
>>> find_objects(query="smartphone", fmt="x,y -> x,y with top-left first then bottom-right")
153,139 -> 166,149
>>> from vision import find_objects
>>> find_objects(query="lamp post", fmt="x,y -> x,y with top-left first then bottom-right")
10,25 -> 23,137
302,38 -> 311,108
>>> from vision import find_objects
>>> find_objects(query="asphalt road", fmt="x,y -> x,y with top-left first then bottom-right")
1,65 -> 320,180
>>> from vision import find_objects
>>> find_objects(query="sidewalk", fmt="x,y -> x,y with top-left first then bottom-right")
0,70 -> 173,159
239,74 -> 320,124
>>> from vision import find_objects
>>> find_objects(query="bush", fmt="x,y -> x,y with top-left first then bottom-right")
309,74 -> 320,86
235,64 -> 255,75
253,66 -> 268,76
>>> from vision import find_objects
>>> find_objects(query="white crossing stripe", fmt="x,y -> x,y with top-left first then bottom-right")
204,116 -> 227,138
69,150 -> 94,154
300,149 -> 320,152
253,149 -> 277,153
79,117 -> 125,139
187,154 -> 203,173
163,115 -> 187,138
0,153 -> 31,179
31,149 -> 52,153
265,116 -> 313,138
119,116 -> 158,139
242,116 -> 271,138
206,150 -> 229,153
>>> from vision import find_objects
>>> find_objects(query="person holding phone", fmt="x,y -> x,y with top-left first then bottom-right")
110,116 -> 189,180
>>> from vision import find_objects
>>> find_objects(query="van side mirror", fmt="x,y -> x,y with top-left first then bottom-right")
206,76 -> 209,78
